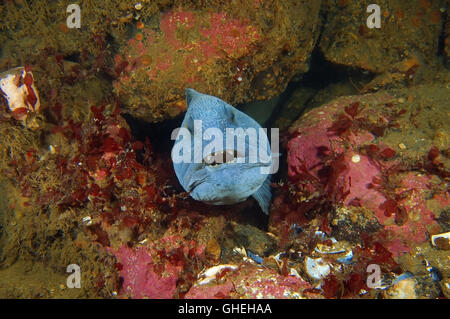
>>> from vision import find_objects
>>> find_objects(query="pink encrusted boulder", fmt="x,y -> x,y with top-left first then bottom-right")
113,2 -> 322,122
286,93 -> 393,205
379,173 -> 444,256
110,235 -> 205,298
112,245 -> 181,299
185,263 -> 314,299
281,91 -> 446,258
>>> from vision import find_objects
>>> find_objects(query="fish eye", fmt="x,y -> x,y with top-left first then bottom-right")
185,115 -> 194,132
224,105 -> 235,122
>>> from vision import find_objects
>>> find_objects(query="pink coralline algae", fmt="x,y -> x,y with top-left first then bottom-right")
112,245 -> 180,299
284,93 -> 444,257
110,235 -> 205,299
112,6 -> 267,123
114,9 -> 259,91
113,3 -> 323,123
380,174 -> 441,256
286,95 -> 390,201
160,11 -> 257,60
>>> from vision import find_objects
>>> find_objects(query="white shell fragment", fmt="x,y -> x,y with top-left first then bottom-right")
0,67 -> 40,125
289,267 -> 301,278
82,216 -> 92,226
431,232 -> 450,247
336,251 -> 354,264
313,231 -> 354,264
315,237 -> 346,254
196,264 -> 238,286
304,257 -> 330,280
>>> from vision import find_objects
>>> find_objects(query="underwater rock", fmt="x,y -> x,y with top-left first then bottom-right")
185,262 -> 314,299
231,223 -> 278,257
319,0 -> 445,73
382,276 -> 417,299
0,1 -> 163,66
113,1 -> 321,122
330,206 -> 382,244
110,235 -> 205,298
274,86 -> 317,131
239,94 -> 281,126
383,275 -> 441,299
111,244 -> 182,299
445,16 -> 450,68
281,88 -> 448,259
440,277 -> 450,298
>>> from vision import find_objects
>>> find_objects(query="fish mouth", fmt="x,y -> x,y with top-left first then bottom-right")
186,148 -> 271,195
203,149 -> 245,167
188,164 -> 266,204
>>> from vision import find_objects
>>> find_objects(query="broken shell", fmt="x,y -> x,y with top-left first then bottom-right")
315,237 -> 347,254
431,232 -> 450,250
371,272 -> 413,290
336,251 -> 354,264
196,264 -> 238,286
382,273 -> 416,299
82,216 -> 92,226
304,257 -> 330,280
289,267 -> 301,278
49,145 -> 56,154
0,67 -> 41,125
138,238 -> 148,245
232,246 -> 246,257
313,232 -> 354,264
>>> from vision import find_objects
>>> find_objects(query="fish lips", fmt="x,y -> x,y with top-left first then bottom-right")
187,161 -> 270,205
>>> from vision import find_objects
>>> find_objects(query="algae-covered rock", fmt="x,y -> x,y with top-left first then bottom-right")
0,0 -> 169,66
319,0 -> 445,73
275,84 -> 449,258
113,0 -> 322,122
185,262 -> 315,299
445,15 -> 450,68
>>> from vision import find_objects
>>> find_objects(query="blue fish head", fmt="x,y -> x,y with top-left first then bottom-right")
171,89 -> 272,213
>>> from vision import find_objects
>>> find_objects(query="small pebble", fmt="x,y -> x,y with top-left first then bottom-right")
82,216 -> 92,226
351,154 -> 361,163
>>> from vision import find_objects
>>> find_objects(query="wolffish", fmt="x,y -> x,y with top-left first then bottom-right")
171,89 -> 272,214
